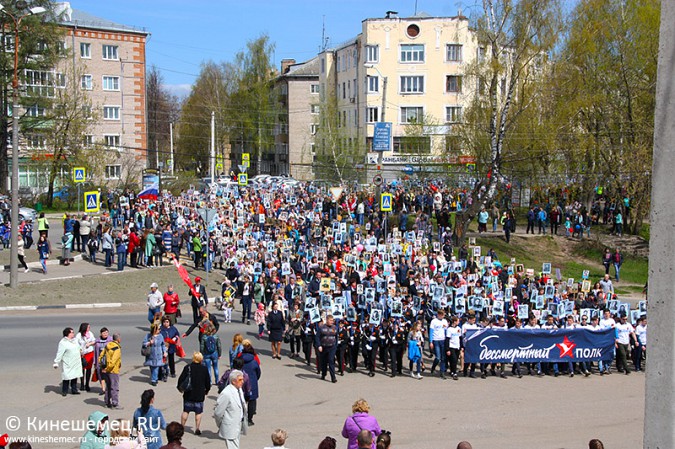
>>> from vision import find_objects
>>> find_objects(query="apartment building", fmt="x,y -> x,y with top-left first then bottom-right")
272,57 -> 319,180
17,2 -> 148,190
314,12 -> 478,181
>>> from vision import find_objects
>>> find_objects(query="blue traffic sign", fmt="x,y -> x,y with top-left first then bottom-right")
372,122 -> 392,152
73,167 -> 86,183
380,193 -> 393,212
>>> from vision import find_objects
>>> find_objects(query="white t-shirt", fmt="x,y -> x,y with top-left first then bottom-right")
446,325 -> 462,349
600,317 -> 616,330
635,324 -> 647,345
615,322 -> 634,345
429,317 -> 448,342
462,322 -> 480,336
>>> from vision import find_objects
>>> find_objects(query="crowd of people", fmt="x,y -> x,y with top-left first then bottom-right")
44,178 -> 643,448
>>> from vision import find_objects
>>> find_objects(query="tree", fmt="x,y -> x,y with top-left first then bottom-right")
35,62 -> 96,208
552,0 -> 658,234
0,0 -> 63,193
146,65 -> 180,171
229,34 -> 280,175
453,0 -> 562,243
313,93 -> 363,182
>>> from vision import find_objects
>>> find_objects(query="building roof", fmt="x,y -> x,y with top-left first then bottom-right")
56,2 -> 149,36
283,57 -> 320,78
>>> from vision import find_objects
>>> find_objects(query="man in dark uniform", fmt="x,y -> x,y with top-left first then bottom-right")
315,314 -> 338,383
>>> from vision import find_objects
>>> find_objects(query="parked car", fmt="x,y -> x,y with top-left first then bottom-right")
19,206 -> 37,222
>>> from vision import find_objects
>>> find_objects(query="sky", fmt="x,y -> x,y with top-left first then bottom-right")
65,0 -> 468,98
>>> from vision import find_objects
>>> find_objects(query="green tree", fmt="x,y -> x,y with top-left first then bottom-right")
0,0 -> 63,192
553,0 -> 658,233
146,65 -> 180,171
454,0 -> 563,242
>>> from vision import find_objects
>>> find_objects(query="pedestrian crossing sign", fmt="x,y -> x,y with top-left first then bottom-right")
238,173 -> 248,186
73,167 -> 86,183
84,191 -> 100,213
380,193 -> 393,212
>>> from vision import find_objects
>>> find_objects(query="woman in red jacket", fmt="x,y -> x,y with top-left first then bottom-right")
163,284 -> 181,325
128,229 -> 141,268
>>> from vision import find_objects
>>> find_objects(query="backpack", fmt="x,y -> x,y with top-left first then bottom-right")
204,335 -> 217,355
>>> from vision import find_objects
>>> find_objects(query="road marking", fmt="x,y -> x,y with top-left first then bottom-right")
0,306 -> 38,311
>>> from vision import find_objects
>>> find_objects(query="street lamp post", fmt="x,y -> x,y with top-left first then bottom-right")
364,64 -> 388,202
1,1 -> 47,288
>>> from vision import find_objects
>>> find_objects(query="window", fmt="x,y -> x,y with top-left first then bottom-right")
310,124 -> 318,135
400,76 -> 424,94
393,136 -> 430,154
105,165 -> 121,179
336,56 -> 341,72
477,46 -> 486,62
103,106 -> 120,120
80,42 -> 91,58
446,75 -> 463,93
104,135 -> 120,148
446,106 -> 463,123
81,74 -> 92,90
366,107 -> 379,123
321,58 -> 325,73
102,44 -> 118,60
366,76 -> 379,93
310,104 -> 320,114
342,82 -> 346,99
310,84 -> 319,94
102,76 -> 120,91
83,135 -> 94,146
446,44 -> 463,62
400,44 -> 425,62
24,70 -> 64,97
26,105 -> 46,117
365,45 -> 379,63
400,106 -> 424,124
26,134 -> 47,149
3,35 -> 14,52
82,105 -> 93,118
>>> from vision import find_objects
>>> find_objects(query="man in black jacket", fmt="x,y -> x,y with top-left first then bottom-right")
183,306 -> 219,343
189,277 -> 208,323
315,315 -> 338,383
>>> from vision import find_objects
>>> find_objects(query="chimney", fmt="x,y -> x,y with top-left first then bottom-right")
281,59 -> 296,74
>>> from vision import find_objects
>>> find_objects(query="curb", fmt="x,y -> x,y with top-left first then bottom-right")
0,302 -> 123,312
2,254 -> 83,271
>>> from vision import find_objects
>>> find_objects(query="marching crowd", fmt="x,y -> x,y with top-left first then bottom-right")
46,179 -> 644,449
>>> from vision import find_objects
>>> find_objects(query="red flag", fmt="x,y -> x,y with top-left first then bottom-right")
172,256 -> 200,298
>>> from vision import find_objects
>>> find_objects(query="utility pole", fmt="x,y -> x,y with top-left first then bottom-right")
169,122 -> 174,175
644,0 -> 675,446
210,111 -> 215,184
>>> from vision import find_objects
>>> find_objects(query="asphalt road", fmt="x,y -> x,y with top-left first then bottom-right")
0,309 -> 645,449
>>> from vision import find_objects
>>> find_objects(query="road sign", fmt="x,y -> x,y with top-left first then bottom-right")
373,174 -> 383,186
372,122 -> 392,151
380,193 -> 393,212
73,167 -> 86,183
367,153 -> 379,165
84,191 -> 100,213
238,173 -> 248,186
238,164 -> 248,173
329,187 -> 343,201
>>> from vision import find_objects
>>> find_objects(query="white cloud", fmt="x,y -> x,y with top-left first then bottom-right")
164,83 -> 192,99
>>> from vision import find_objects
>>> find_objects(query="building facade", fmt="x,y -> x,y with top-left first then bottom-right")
16,2 -> 148,192
312,13 -> 478,181
274,58 -> 319,180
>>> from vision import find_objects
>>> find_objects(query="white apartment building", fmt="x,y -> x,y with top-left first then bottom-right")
315,12 -> 479,181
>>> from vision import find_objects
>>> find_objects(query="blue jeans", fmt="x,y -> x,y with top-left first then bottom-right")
148,307 -> 160,323
614,263 -> 621,281
117,251 -> 126,271
203,354 -> 219,384
104,248 -> 112,267
431,340 -> 446,373
149,366 -> 160,383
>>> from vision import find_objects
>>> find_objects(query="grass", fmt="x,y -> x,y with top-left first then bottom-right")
475,234 -> 648,288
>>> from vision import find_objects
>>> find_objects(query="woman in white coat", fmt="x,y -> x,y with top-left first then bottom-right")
53,327 -> 83,396
214,369 -> 247,448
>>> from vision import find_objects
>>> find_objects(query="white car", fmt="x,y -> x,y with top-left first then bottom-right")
19,206 -> 37,222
